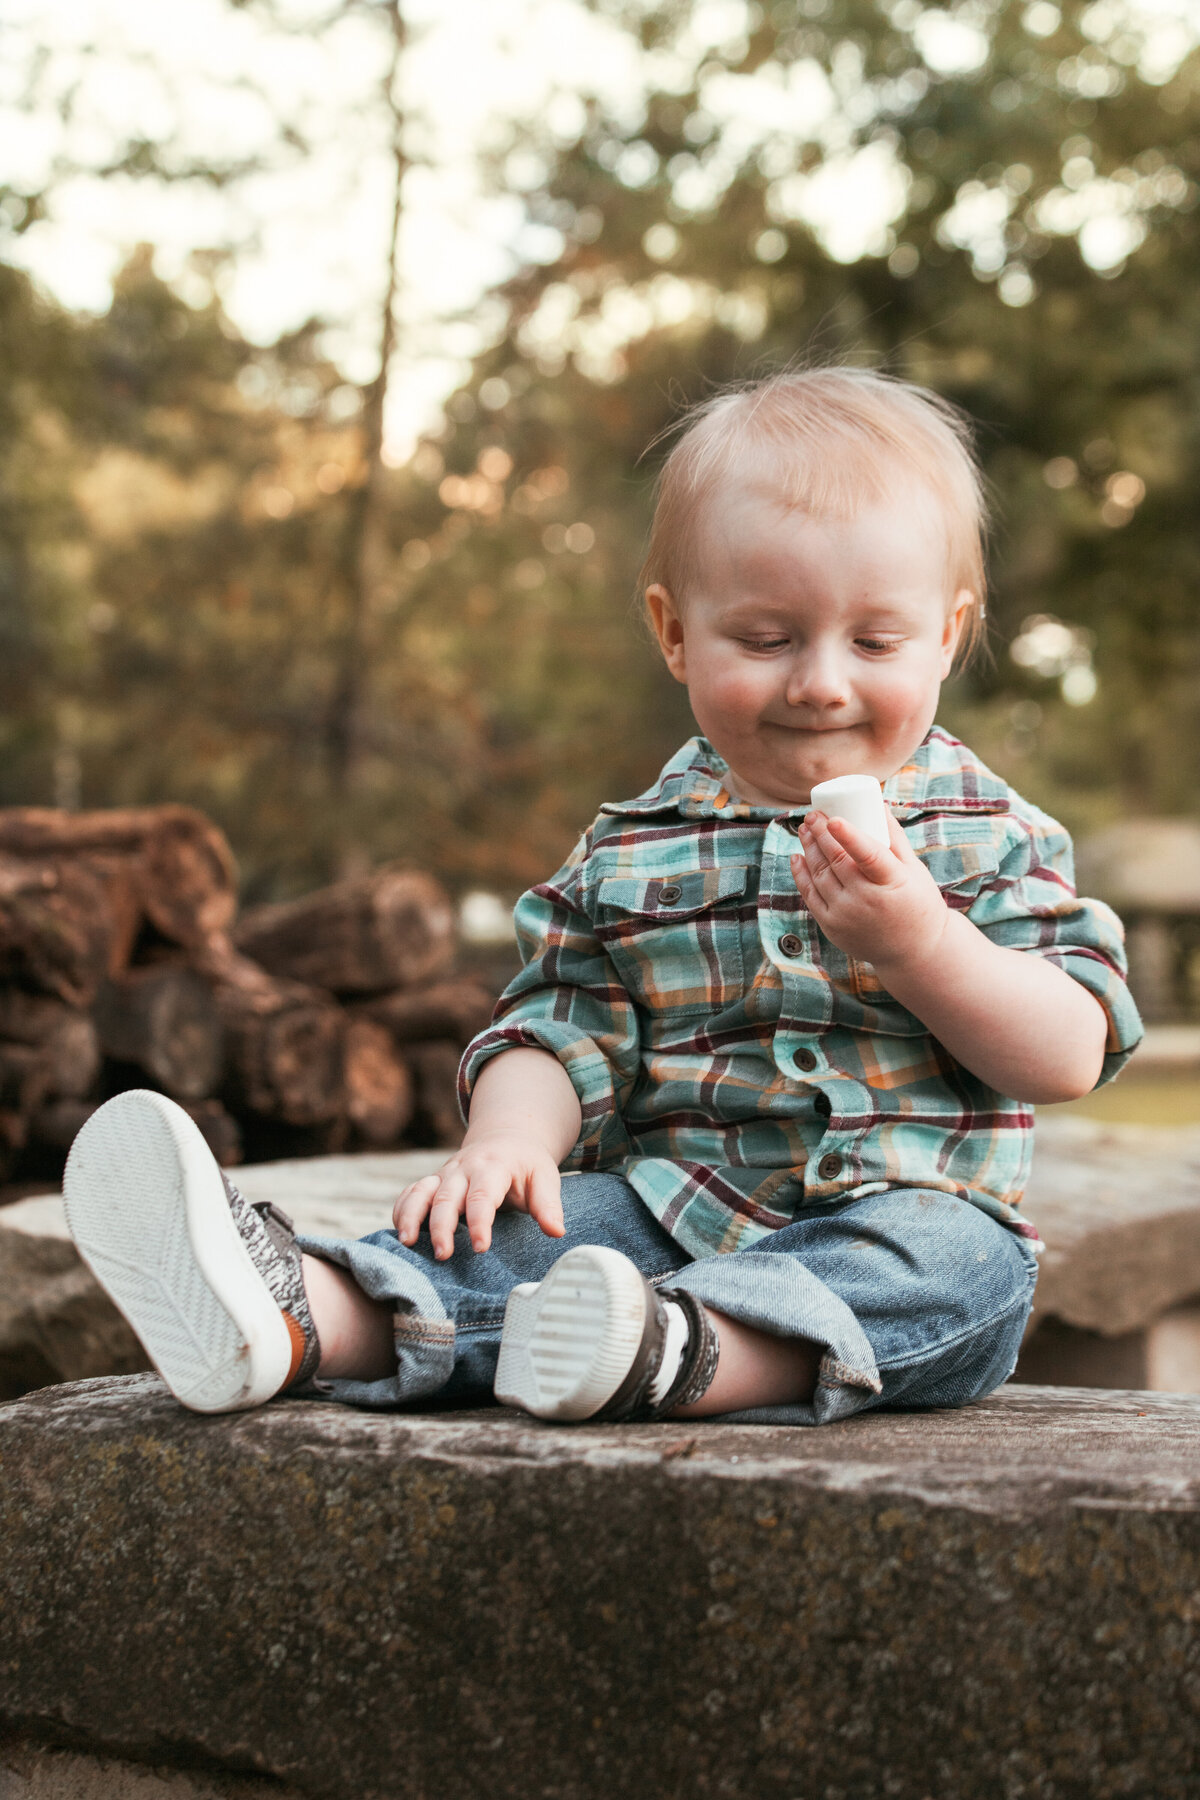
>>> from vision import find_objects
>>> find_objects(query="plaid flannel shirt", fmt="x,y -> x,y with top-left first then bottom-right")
460,729 -> 1143,1260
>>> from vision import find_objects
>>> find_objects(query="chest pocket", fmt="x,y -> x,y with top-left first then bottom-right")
595,865 -> 752,1016
904,811 -> 1009,906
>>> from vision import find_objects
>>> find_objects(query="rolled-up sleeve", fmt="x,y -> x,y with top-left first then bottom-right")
457,832 -> 642,1166
965,808 -> 1143,1087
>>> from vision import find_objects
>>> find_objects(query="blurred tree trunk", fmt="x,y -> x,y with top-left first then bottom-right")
328,0 -> 407,873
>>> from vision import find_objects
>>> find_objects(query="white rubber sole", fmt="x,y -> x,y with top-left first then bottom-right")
63,1090 -> 293,1413
493,1245 -> 650,1421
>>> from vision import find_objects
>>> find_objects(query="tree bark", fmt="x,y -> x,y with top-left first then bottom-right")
29,1097 -> 99,1154
0,995 -> 103,1173
0,855 -> 133,1008
327,0 -> 407,862
0,1042 -> 51,1167
0,992 -> 100,1100
233,865 -> 454,995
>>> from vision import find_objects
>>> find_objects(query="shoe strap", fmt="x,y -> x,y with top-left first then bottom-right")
595,1284 -> 721,1424
250,1197 -> 296,1236
592,1282 -> 666,1423
648,1287 -> 720,1416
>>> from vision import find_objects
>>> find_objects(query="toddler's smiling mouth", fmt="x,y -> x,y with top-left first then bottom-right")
769,720 -> 861,734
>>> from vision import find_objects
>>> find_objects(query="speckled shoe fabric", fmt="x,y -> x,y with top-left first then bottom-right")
64,1089 -> 320,1413
493,1244 -> 720,1423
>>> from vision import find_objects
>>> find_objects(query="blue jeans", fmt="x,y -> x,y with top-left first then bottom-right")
298,1174 -> 1038,1426
300,1173 -> 1043,1425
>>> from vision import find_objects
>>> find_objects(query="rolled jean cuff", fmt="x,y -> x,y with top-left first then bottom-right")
297,1229 -> 455,1410
662,1255 -> 882,1427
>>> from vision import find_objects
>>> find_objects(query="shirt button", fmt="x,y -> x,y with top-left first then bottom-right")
778,933 -> 804,957
794,1047 -> 817,1073
658,883 -> 681,904
818,1152 -> 843,1180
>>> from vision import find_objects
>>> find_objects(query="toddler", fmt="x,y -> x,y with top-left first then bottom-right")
64,368 -> 1142,1427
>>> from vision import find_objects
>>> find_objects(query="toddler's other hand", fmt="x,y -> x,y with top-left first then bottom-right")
792,807 -> 948,972
391,1131 -> 565,1261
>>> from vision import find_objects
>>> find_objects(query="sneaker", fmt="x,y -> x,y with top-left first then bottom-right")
64,1089 -> 320,1414
493,1244 -> 720,1422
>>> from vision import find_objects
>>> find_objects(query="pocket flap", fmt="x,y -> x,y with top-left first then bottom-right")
596,865 -> 752,918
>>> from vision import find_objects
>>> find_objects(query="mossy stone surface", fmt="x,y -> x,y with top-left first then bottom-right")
2,1375 -> 1199,1800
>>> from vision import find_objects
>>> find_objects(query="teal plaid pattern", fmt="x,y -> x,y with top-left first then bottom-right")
460,730 -> 1143,1260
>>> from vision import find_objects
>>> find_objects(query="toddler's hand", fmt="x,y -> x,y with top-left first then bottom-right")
792,807 -> 948,973
391,1130 -> 565,1261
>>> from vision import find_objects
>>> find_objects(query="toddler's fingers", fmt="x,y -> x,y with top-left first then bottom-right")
428,1168 -> 470,1260
799,815 -> 843,893
463,1167 -> 511,1254
808,810 -> 862,878
392,1173 -> 441,1242
527,1163 -> 565,1239
791,852 -> 820,914
824,816 -> 897,886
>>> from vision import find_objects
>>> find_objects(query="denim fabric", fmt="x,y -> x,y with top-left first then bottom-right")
298,1171 -> 1037,1427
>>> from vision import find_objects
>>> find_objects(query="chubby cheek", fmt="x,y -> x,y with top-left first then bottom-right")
861,666 -> 940,745
686,658 -> 772,740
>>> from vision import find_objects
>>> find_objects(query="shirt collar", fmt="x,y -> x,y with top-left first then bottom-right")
600,728 -> 1012,823
599,739 -> 773,821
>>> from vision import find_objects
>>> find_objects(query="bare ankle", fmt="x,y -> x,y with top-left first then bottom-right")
302,1254 -> 395,1382
671,1307 -> 820,1417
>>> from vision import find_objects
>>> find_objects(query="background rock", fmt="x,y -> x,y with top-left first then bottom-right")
1023,1115 -> 1200,1332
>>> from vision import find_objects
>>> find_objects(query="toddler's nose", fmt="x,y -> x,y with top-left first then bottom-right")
785,649 -> 851,711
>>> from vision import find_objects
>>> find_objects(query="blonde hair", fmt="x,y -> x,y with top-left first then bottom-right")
640,366 -> 989,669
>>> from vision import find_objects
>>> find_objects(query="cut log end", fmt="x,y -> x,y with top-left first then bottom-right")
344,1018 -> 415,1147
234,865 -> 456,996
95,965 -> 223,1103
217,979 -> 346,1128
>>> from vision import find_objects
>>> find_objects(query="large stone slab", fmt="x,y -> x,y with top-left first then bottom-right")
2,1375 -> 1199,1800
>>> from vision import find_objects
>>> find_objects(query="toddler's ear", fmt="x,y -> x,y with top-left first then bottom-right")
941,588 -> 974,675
645,584 -> 688,682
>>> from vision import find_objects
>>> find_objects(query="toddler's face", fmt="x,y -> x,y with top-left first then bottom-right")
647,482 -> 972,807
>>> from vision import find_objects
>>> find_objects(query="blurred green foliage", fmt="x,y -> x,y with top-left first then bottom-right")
1,0 -> 1197,901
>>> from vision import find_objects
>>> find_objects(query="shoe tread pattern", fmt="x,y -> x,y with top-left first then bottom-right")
495,1247 -> 646,1420
65,1097 -> 248,1409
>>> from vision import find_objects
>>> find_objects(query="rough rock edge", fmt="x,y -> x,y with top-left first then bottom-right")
0,1731 -> 304,1800
10,1371 -> 1200,1516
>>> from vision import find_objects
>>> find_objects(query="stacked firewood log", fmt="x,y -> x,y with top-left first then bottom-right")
0,806 -> 502,1177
